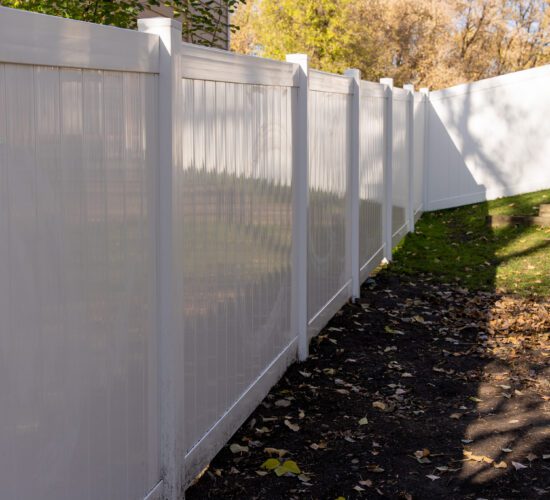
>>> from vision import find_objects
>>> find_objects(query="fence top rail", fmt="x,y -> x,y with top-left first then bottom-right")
430,63 -> 550,101
360,80 -> 386,98
309,69 -> 353,95
0,6 -> 159,73
180,42 -> 299,88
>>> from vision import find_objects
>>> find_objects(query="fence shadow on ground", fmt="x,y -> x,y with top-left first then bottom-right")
389,194 -> 550,498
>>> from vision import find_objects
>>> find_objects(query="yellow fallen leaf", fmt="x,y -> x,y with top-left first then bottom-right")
493,461 -> 507,469
373,401 -> 387,410
262,458 -> 280,470
463,450 -> 493,464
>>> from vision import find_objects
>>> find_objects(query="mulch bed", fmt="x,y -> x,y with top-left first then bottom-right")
187,272 -> 550,499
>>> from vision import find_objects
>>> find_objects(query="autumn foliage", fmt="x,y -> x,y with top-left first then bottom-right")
231,0 -> 550,89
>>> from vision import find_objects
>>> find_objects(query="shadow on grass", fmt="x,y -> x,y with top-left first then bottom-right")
386,190 -> 550,496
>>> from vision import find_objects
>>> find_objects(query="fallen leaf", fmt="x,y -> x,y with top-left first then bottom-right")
463,450 -> 493,464
526,453 -> 538,462
512,461 -> 527,470
367,464 -> 384,473
359,417 -> 369,426
414,449 -> 430,458
284,419 -> 300,432
450,413 -> 462,420
275,399 -> 291,407
373,401 -> 387,411
353,485 -> 365,492
229,443 -> 249,454
426,474 -> 440,481
262,458 -> 280,470
493,461 -> 507,469
255,470 -> 268,476
264,447 -> 288,458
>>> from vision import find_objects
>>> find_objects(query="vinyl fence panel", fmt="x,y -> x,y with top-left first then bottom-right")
0,61 -> 159,500
176,44 -> 298,483
426,65 -> 550,210
358,82 -> 387,280
307,70 -> 353,338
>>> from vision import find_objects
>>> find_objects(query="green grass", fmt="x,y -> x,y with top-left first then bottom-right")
387,189 -> 550,297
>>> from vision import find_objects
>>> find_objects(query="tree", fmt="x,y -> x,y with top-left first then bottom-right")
1,0 -> 245,46
231,0 -> 550,89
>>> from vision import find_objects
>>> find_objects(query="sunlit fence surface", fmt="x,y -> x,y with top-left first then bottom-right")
1,6 -> 548,500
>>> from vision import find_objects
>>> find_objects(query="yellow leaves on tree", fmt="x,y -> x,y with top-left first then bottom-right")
231,0 -> 550,89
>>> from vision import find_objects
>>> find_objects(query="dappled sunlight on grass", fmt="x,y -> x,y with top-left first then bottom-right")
390,189 -> 550,296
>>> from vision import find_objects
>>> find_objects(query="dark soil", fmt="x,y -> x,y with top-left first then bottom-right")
187,272 -> 550,499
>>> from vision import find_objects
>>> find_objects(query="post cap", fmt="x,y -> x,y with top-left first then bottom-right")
286,54 -> 309,73
138,17 -> 182,33
380,77 -> 394,88
344,68 -> 361,80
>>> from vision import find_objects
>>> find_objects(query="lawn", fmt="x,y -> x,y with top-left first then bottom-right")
389,189 -> 550,297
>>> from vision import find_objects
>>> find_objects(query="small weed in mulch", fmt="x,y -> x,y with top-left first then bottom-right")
187,272 -> 550,499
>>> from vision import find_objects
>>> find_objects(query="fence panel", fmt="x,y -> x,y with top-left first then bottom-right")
175,44 -> 298,483
307,70 -> 353,338
0,9 -> 160,499
359,81 -> 387,281
426,65 -> 550,210
391,88 -> 409,246
413,93 -> 426,218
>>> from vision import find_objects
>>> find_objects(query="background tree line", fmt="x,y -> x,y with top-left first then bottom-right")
1,0 -> 244,47
231,0 -> 550,89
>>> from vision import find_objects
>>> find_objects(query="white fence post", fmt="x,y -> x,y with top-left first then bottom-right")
420,87 -> 430,213
380,77 -> 393,261
286,53 -> 309,361
403,83 -> 415,232
345,68 -> 361,299
138,18 -> 184,500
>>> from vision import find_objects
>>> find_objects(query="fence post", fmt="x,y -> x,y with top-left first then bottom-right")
138,18 -> 184,500
403,84 -> 415,232
380,77 -> 393,261
345,69 -> 361,300
420,87 -> 430,213
286,53 -> 309,361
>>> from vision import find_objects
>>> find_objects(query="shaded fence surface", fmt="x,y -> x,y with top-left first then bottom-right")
0,6 -> 548,500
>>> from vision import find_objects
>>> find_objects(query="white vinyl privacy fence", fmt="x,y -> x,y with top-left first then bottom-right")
2,7 -> 548,500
